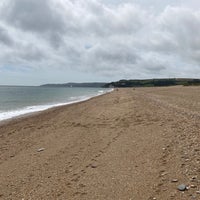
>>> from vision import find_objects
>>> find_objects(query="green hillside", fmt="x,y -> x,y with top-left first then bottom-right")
103,78 -> 200,88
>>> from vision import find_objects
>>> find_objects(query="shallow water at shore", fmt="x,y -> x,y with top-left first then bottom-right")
0,86 -> 112,121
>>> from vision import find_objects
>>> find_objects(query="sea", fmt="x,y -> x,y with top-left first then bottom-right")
0,86 -> 112,122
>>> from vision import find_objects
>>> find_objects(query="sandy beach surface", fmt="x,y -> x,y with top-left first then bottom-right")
1,86 -> 200,200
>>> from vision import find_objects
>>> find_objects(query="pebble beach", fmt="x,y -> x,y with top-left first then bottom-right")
1,86 -> 200,199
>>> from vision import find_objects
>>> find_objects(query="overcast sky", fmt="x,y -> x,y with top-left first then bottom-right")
0,0 -> 200,85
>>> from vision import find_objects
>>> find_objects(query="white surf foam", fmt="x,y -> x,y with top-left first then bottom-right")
0,88 -> 113,122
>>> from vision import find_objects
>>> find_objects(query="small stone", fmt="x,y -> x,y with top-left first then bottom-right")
153,198 -> 156,200
196,191 -> 200,194
37,148 -> 45,152
171,179 -> 178,183
161,172 -> 167,176
177,184 -> 187,191
191,176 -> 197,182
91,164 -> 97,168
170,193 -> 175,197
186,186 -> 190,190
191,185 -> 197,188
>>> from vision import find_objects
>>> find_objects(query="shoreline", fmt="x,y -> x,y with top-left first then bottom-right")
1,87 -> 200,199
0,88 -> 113,126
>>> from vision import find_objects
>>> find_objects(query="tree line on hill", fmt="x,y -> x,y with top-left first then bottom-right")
103,78 -> 200,88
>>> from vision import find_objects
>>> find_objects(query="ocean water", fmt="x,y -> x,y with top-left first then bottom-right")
0,86 -> 112,122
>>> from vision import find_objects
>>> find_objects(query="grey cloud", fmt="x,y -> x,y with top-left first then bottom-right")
81,2 -> 148,37
80,42 -> 140,77
159,7 -> 200,48
87,45 -> 139,65
147,65 -> 166,72
0,0 -> 67,48
139,56 -> 167,73
0,0 -> 200,82
1,0 -> 65,33
0,25 -> 14,46
18,45 -> 46,62
155,7 -> 200,65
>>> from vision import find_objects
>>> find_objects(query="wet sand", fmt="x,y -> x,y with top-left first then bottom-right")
0,87 -> 200,199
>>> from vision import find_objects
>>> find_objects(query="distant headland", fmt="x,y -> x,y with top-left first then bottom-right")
40,82 -> 107,88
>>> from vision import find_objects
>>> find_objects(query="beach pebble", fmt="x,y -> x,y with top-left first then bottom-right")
37,148 -> 45,152
161,172 -> 167,176
177,184 -> 187,191
192,176 -> 197,180
171,179 -> 178,183
170,192 -> 176,198
91,164 -> 97,168
191,176 -> 197,182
